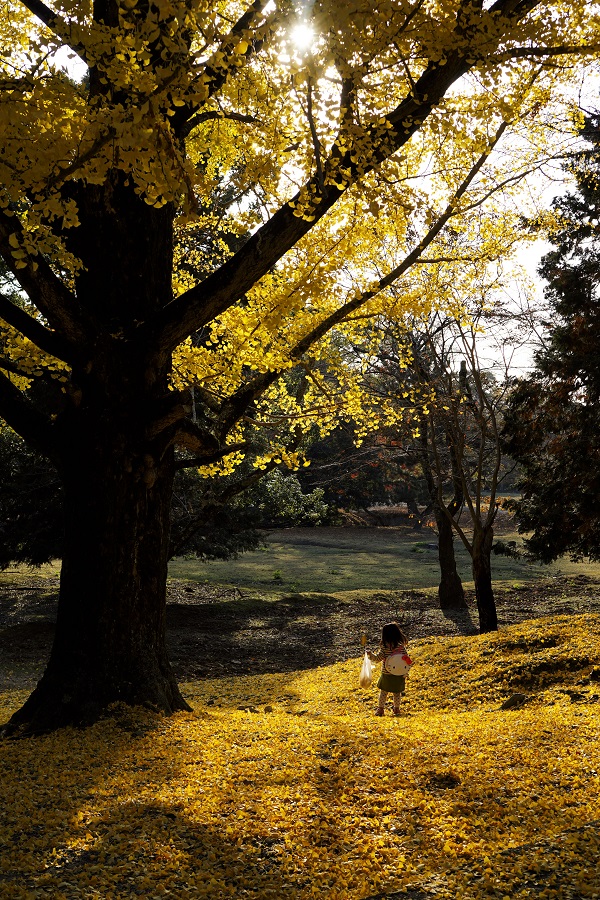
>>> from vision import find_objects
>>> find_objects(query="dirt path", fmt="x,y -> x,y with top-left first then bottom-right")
2,572 -> 600,692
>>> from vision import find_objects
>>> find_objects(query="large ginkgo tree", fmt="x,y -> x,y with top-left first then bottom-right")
0,0 -> 597,733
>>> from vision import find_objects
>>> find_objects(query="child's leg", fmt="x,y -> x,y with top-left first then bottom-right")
376,690 -> 388,714
393,692 -> 403,714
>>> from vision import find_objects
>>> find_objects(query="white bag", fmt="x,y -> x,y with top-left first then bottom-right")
359,651 -> 373,688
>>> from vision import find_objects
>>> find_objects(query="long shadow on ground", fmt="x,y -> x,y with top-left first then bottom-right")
164,586 -> 481,681
2,573 -> 600,690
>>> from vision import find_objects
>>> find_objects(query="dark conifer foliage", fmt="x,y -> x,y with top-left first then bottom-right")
0,430 -> 62,568
503,113 -> 600,562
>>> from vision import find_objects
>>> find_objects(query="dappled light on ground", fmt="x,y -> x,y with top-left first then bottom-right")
1,614 -> 599,898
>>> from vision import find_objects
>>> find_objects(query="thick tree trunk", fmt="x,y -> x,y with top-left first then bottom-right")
3,174 -> 192,736
472,527 -> 498,633
5,407 -> 190,735
436,509 -> 466,609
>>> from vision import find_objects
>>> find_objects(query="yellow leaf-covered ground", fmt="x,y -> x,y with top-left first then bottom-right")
1,614 -> 599,899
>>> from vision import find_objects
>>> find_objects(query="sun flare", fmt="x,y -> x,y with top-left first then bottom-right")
290,22 -> 314,51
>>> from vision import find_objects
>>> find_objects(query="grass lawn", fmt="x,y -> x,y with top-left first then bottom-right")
6,527 -> 600,596
168,526 -> 600,593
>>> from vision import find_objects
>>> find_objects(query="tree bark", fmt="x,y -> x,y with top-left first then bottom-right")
4,374 -> 191,736
436,508 -> 466,609
2,176 -> 193,736
472,527 -> 498,633
407,496 -> 423,530
418,418 -> 465,609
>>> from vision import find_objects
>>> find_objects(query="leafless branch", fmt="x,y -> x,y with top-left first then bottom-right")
490,43 -> 600,63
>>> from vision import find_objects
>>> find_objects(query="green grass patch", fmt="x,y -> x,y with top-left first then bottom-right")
4,529 -> 600,595
168,527 -> 600,593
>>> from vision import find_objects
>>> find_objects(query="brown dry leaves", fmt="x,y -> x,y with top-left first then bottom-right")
1,613 -> 599,899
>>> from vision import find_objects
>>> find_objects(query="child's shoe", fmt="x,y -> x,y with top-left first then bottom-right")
375,707 -> 384,716
393,707 -> 402,716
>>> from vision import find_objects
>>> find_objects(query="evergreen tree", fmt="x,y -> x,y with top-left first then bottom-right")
503,113 -> 600,562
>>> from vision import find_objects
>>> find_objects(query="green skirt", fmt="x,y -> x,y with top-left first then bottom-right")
377,673 -> 406,693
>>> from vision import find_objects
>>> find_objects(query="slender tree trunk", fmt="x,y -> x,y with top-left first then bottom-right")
407,497 -> 423,530
472,527 -> 498,633
419,419 -> 465,609
436,508 -> 466,609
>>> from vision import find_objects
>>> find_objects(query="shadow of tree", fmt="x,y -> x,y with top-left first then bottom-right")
0,714 -> 389,898
440,605 -> 478,635
6,573 -> 600,697
1,698 -> 598,900
165,590 -> 411,680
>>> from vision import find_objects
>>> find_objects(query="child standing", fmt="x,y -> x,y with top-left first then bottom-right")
368,622 -> 411,716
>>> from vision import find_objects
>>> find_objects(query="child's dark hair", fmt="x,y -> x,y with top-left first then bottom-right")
381,622 -> 407,648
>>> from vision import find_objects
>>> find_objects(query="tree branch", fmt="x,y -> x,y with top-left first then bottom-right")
305,77 -> 324,191
490,43 -> 600,63
0,290 -> 74,363
173,418 -> 221,455
0,212 -> 90,347
149,65 -> 463,349
216,371 -> 279,439
190,383 -> 222,414
0,75 -> 37,93
150,0 -> 542,353
175,0 -> 280,135
182,110 -> 258,139
174,441 -> 250,469
209,117 -> 516,440
0,357 -> 29,378
42,130 -> 114,196
0,368 -> 57,459
288,119 -> 510,360
145,391 -> 193,441
204,458 -> 277,504
18,0 -> 90,65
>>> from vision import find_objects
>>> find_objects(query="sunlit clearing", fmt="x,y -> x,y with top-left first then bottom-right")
290,22 -> 314,51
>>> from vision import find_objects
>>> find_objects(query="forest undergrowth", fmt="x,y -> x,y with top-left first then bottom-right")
1,613 -> 599,900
